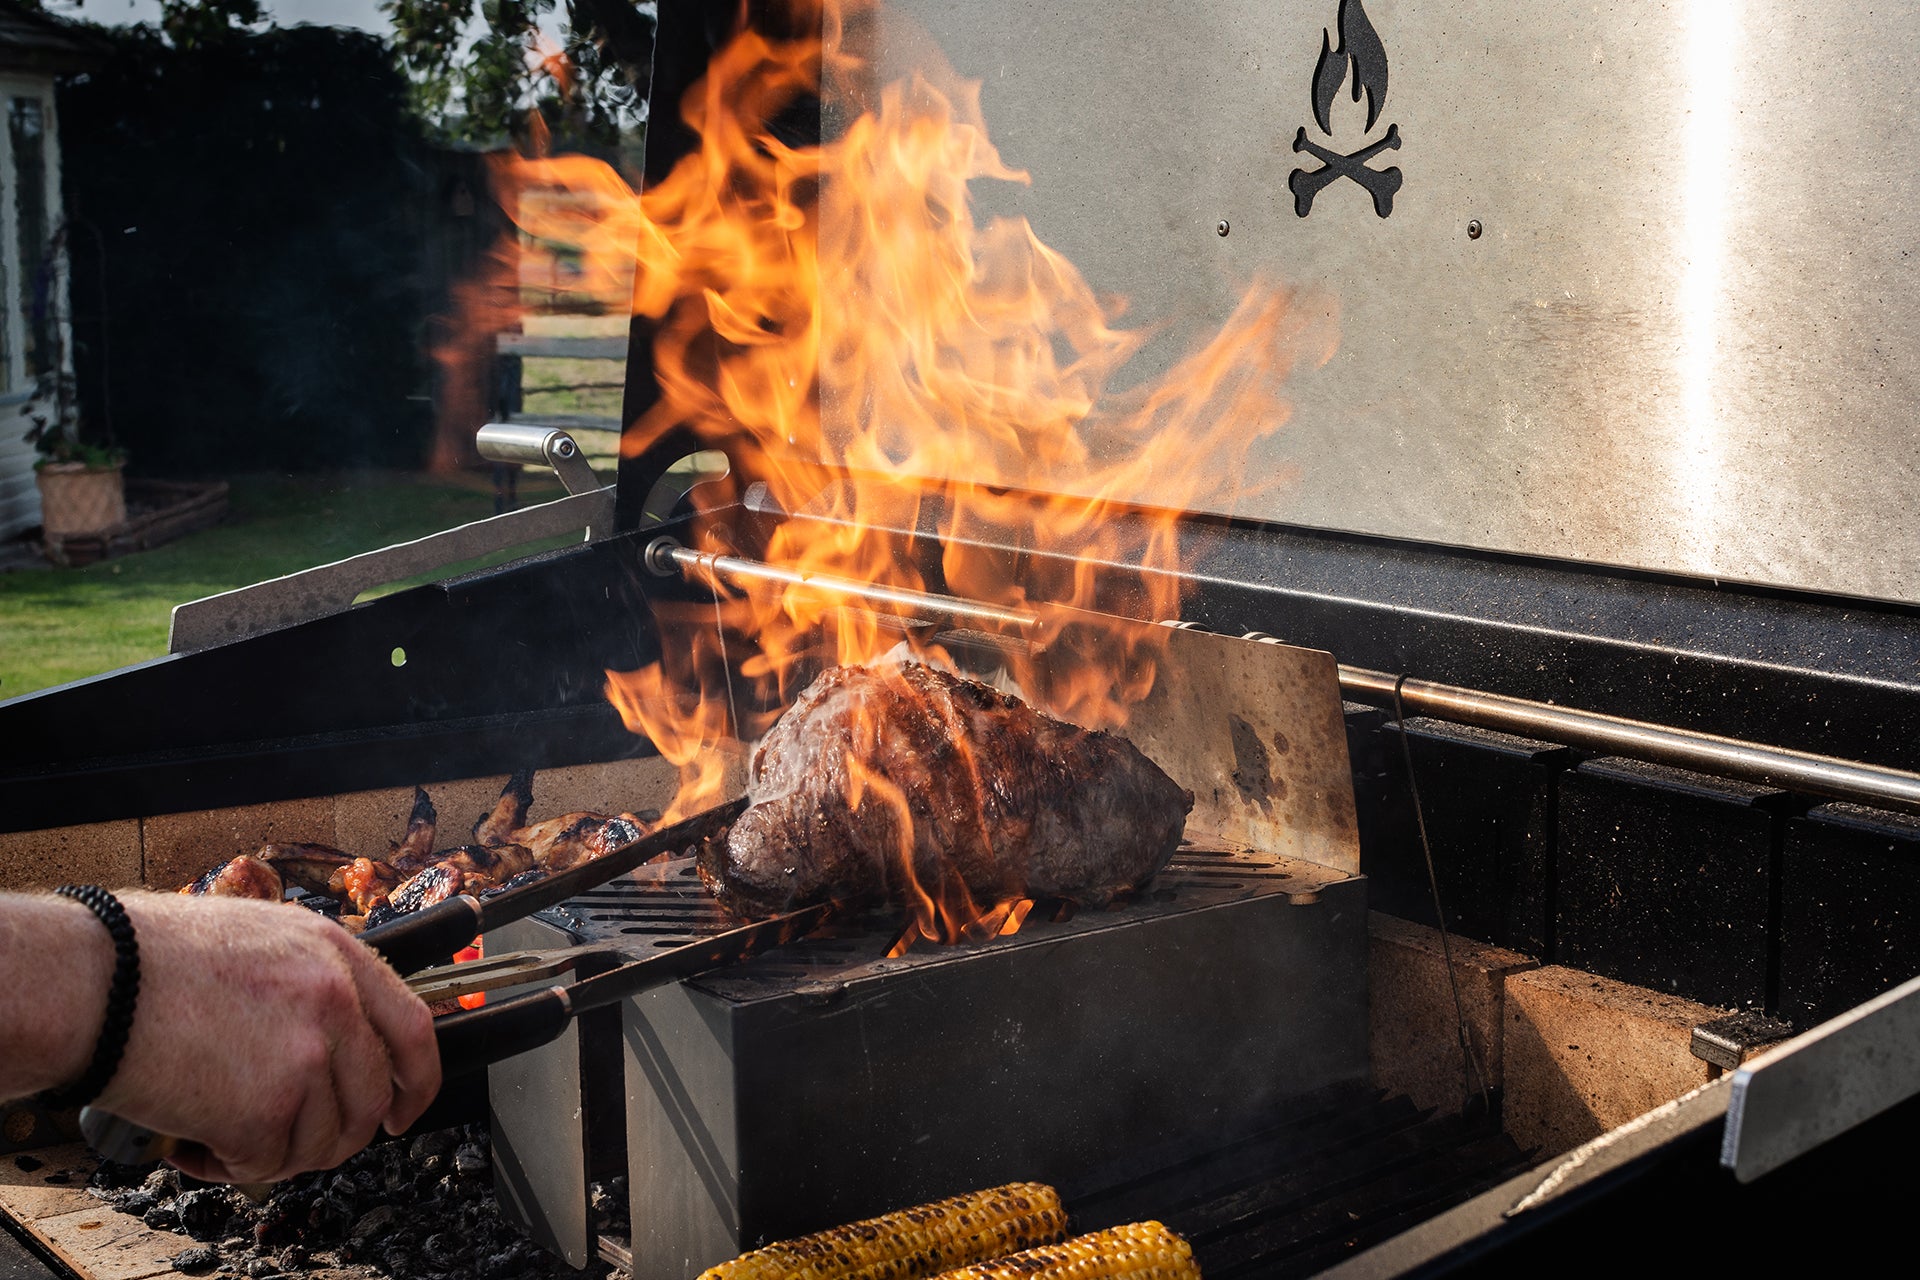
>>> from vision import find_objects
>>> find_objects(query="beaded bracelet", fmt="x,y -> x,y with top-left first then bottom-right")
42,886 -> 141,1110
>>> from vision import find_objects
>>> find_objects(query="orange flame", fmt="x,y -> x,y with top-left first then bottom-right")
490,1 -> 1333,933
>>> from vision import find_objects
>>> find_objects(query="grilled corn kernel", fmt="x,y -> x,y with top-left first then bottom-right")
931,1220 -> 1201,1279
697,1182 -> 1070,1280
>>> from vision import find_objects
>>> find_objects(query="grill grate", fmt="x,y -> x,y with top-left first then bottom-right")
529,836 -> 1331,998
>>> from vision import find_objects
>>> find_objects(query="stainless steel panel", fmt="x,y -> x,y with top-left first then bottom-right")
830,1 -> 1920,603
486,915 -> 594,1269
1722,971 -> 1920,1183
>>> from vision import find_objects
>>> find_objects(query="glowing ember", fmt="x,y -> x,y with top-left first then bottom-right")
486,0 -> 1332,940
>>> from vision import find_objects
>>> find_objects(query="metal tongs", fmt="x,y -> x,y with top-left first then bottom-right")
80,799 -> 841,1166
356,797 -> 747,976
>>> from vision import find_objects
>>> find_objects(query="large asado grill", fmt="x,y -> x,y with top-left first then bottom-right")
7,0 -> 1920,1276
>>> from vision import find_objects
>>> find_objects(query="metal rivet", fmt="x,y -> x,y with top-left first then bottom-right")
1467,219 -> 1483,240
1216,220 -> 1230,237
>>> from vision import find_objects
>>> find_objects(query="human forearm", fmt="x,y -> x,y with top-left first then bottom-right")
0,889 -> 439,1182
0,892 -> 118,1101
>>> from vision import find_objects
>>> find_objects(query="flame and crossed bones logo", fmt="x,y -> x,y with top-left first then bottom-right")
1289,0 -> 1401,218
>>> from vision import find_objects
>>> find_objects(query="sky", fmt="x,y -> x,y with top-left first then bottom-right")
45,0 -> 393,33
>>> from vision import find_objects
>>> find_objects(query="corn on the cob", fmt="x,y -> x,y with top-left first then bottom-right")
696,1182 -> 1069,1280
930,1220 -> 1201,1279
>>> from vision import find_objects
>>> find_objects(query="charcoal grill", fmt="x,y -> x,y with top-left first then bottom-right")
8,0 -> 1920,1275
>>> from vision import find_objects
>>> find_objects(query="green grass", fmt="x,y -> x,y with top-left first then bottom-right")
0,470 -> 568,700
521,355 -> 625,420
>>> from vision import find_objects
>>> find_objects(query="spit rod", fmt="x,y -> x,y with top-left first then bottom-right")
644,537 -> 1920,817
648,539 -> 1036,631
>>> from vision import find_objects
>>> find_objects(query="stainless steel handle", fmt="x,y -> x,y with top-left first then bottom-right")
476,423 -> 600,496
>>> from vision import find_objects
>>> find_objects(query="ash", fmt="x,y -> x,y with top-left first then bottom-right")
86,1125 -> 624,1279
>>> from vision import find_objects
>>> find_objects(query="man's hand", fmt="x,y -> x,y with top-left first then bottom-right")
74,893 -> 439,1183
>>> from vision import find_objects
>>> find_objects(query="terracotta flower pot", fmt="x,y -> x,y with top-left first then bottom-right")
36,461 -> 127,537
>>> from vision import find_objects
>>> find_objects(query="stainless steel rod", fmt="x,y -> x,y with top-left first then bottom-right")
653,541 -> 1038,631
648,537 -> 1920,816
1337,668 -> 1920,816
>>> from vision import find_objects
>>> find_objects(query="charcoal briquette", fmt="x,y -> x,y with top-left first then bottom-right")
167,1245 -> 218,1273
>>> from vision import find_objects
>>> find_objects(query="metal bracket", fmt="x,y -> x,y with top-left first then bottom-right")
168,426 -> 613,655
1722,971 -> 1920,1181
476,422 -> 603,496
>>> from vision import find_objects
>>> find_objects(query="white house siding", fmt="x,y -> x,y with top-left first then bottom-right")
0,391 -> 36,537
0,62 -> 65,540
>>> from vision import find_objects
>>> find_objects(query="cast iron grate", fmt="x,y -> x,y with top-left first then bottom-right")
530,837 -> 1331,996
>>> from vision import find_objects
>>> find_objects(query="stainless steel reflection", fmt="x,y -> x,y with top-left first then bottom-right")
831,1 -> 1920,603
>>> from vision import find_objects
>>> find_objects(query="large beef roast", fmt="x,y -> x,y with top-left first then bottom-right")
701,661 -> 1194,917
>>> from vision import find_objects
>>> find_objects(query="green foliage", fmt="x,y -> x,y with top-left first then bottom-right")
155,0 -> 266,48
384,0 -> 651,145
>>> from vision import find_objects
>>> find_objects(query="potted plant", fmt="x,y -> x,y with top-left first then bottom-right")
22,367 -> 126,543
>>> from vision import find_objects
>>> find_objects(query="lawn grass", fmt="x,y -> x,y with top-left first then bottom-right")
0,470 -> 567,701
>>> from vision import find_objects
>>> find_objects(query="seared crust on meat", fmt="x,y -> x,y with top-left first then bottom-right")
704,662 -> 1193,917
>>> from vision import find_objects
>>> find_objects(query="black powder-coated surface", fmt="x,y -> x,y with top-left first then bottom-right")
1553,758 -> 1783,1011
1778,802 -> 1920,1027
739,495 -> 1920,773
0,536 -> 666,832
1357,716 -> 1565,957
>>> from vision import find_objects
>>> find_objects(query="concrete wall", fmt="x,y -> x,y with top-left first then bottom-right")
1369,913 -> 1744,1160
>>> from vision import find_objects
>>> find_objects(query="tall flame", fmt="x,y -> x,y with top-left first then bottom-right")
492,0 -> 1332,934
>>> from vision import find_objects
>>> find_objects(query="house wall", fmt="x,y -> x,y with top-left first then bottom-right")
0,69 -> 65,540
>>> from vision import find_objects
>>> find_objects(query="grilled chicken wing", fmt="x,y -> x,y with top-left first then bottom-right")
390,787 -> 438,872
182,855 -> 285,900
330,857 -> 404,914
388,862 -> 465,915
510,813 -> 647,872
380,843 -> 536,916
473,768 -> 535,847
258,843 -> 353,894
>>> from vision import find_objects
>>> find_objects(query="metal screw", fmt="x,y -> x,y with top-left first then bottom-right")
1216,220 -> 1230,237
1467,219 -> 1483,240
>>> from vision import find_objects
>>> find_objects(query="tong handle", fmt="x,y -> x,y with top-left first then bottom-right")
432,987 -> 572,1077
358,896 -> 485,976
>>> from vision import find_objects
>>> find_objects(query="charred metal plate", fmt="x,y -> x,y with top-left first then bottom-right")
1100,625 -> 1360,877
943,614 -> 1361,876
